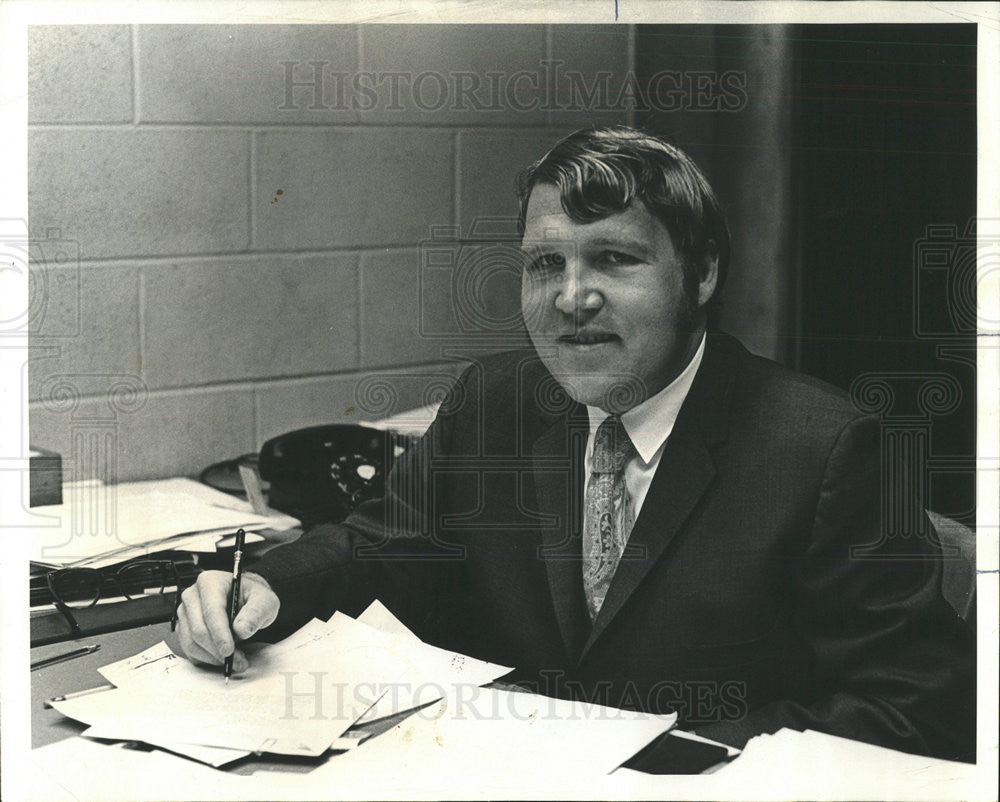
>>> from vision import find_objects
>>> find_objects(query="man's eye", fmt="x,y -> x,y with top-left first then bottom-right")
600,251 -> 638,266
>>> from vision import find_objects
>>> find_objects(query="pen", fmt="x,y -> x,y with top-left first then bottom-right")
31,644 -> 100,671
44,682 -> 115,708
223,528 -> 247,685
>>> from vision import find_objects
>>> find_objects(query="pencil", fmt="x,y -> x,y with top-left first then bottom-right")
44,683 -> 115,708
223,528 -> 247,685
31,644 -> 100,671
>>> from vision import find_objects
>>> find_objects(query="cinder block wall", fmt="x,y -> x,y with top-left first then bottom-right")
27,24 -> 633,481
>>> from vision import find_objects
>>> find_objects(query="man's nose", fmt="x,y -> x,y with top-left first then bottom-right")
553,263 -> 602,316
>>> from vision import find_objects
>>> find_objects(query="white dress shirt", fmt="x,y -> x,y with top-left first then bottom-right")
584,332 -> 706,520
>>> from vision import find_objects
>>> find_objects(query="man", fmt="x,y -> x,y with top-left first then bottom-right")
177,126 -> 975,762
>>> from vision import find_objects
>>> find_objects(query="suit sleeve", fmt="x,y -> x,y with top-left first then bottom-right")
250,367 -> 472,642
695,415 -> 976,761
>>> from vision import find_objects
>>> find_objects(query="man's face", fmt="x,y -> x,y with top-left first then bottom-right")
520,183 -> 715,412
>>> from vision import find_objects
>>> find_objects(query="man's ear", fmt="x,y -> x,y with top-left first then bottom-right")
696,240 -> 720,308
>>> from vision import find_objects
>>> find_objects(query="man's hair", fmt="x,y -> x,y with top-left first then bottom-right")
516,126 -> 731,324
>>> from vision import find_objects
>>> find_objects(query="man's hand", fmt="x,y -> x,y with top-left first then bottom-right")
176,570 -> 279,672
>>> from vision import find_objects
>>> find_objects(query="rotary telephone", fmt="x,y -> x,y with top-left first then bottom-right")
258,424 -> 414,526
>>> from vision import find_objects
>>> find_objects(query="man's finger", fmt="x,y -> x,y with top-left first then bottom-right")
232,577 -> 279,641
176,595 -> 223,665
179,627 -> 222,666
196,571 -> 236,660
177,586 -> 211,659
230,649 -> 249,674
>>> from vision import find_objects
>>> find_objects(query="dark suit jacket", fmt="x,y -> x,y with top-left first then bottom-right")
253,332 -> 975,762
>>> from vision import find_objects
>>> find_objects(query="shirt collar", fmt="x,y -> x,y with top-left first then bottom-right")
586,332 -> 707,465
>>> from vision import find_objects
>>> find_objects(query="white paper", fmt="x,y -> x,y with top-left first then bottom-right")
356,599 -> 420,640
80,723 -> 250,767
311,687 -> 677,793
58,617 -> 422,757
29,478 -> 297,567
717,727 -> 981,794
350,602 -> 512,724
50,608 -> 508,762
28,738 -> 249,801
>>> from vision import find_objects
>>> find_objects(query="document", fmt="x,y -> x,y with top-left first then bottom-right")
353,600 -> 513,724
47,600 -> 667,785
48,604 -> 508,762
53,616 -> 402,756
38,602 -> 685,797
79,722 -> 250,767
308,687 -> 678,794
27,737 -> 248,802
29,477 -> 297,568
716,728 -> 981,795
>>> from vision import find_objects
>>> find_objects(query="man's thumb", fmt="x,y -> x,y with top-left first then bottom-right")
231,580 -> 279,640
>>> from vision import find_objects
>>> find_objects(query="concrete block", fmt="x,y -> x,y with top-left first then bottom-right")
142,254 -> 358,389
29,129 -> 250,259
29,264 -> 141,401
358,24 -> 547,126
254,129 -> 452,250
28,25 -> 133,123
458,128 -> 573,230
29,387 -> 255,482
359,247 -> 523,369
255,362 -> 466,446
30,390 -> 254,482
360,248 -> 454,367
548,25 -> 633,128
136,25 -> 358,124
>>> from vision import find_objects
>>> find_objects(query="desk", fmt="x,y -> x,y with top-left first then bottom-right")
28,625 -> 987,801
31,623 -> 176,749
31,623 -> 432,775
30,622 -> 727,776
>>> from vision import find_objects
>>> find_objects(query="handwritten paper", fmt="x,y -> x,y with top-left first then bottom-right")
49,603 -> 507,764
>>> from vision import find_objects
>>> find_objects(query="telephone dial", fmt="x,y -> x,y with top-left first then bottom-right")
258,424 -> 414,526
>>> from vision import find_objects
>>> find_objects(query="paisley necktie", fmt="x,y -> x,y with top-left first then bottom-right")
582,415 -> 636,621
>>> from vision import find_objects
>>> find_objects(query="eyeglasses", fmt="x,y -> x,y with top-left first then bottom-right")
46,560 -> 184,639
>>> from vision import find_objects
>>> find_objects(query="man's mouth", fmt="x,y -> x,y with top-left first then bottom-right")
559,332 -> 619,346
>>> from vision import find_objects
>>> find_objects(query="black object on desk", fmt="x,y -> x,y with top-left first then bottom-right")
31,593 -> 180,647
621,730 -> 732,774
31,644 -> 100,671
29,446 -> 63,507
259,424 -> 414,526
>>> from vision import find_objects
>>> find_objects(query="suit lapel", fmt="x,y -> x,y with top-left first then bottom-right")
579,417 -> 716,660
526,332 -> 742,664
579,331 -> 740,661
531,405 -> 591,662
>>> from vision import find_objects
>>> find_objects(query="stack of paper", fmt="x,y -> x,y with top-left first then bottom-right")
312,687 -> 679,794
49,601 -> 512,766
32,689 -> 679,800
716,727 -> 981,797
29,477 -> 298,569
